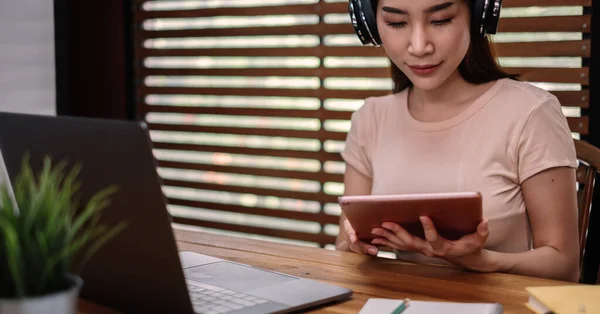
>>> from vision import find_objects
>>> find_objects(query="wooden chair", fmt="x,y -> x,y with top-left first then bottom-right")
574,139 -> 600,284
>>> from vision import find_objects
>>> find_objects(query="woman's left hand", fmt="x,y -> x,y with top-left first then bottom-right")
371,216 -> 495,272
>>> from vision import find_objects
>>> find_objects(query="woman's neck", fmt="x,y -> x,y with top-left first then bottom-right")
407,73 -> 497,121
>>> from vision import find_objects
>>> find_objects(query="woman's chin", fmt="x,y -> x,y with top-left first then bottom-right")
409,77 -> 446,91
408,72 -> 456,92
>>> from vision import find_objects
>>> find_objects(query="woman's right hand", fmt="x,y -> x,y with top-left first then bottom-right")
336,218 -> 379,256
336,164 -> 377,255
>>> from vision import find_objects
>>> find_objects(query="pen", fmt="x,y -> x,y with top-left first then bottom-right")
391,298 -> 410,314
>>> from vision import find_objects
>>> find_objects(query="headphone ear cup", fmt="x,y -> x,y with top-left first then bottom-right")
360,0 -> 382,46
348,0 -> 382,46
484,0 -> 502,35
471,0 -> 487,36
349,0 -> 372,45
472,0 -> 503,36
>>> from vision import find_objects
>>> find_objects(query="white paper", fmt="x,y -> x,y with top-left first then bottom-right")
358,298 -> 406,314
358,298 -> 503,314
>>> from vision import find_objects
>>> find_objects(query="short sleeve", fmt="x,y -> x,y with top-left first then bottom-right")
341,98 -> 377,178
517,95 -> 578,184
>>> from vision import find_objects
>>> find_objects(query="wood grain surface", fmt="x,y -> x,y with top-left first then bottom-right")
78,226 -> 576,314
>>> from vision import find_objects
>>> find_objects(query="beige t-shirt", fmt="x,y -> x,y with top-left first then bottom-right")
341,78 -> 578,263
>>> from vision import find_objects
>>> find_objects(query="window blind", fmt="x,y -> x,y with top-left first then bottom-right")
133,0 -> 591,248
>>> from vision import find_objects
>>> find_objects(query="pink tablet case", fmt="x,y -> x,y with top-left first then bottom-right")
339,192 -> 483,241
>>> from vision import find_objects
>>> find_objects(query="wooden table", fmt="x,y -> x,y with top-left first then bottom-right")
79,225 -> 575,314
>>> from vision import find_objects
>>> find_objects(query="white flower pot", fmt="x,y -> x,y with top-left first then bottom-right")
0,275 -> 82,314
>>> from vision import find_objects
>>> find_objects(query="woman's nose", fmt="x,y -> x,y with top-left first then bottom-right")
407,26 -> 434,57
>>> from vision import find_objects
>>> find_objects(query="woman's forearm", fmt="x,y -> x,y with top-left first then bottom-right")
467,247 -> 579,282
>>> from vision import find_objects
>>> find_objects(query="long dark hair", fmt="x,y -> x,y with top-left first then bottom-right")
371,0 -> 518,93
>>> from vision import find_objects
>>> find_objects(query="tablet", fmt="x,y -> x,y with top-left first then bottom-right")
338,192 -> 482,241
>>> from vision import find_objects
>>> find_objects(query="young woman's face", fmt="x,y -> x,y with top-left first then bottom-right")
376,0 -> 471,91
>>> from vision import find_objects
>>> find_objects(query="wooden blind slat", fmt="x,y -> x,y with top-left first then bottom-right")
498,15 -> 590,33
321,89 -> 391,99
140,86 -> 320,98
139,24 -> 324,38
158,160 -> 343,182
139,40 -> 591,58
136,4 -> 318,20
162,179 -> 338,203
569,116 -> 589,135
153,142 -> 325,160
139,16 -> 590,39
139,47 -> 327,58
140,68 -> 322,77
168,197 -> 340,225
149,123 -> 322,138
152,142 -> 343,163
141,67 -> 588,84
507,67 -> 589,85
147,123 -> 347,141
153,142 -> 343,164
327,154 -> 343,162
145,105 -> 321,118
139,88 -> 588,107
549,90 -> 589,108
494,40 -> 590,58
171,216 -> 335,245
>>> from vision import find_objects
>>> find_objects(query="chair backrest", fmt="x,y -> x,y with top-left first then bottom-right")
574,139 -> 600,283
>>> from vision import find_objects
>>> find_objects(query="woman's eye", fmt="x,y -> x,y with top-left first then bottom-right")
386,22 -> 407,29
431,18 -> 452,26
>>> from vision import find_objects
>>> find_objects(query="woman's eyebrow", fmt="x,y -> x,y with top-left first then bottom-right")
381,6 -> 407,15
425,2 -> 455,14
381,2 -> 455,15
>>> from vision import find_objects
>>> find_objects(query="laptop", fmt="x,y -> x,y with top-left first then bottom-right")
0,112 -> 352,314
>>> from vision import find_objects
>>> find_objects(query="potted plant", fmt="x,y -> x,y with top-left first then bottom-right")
0,155 -> 126,314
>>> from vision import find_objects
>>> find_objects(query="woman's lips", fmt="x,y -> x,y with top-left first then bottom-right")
408,62 -> 442,76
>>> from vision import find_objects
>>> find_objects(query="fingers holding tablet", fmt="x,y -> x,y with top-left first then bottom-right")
371,222 -> 432,255
341,217 -> 379,256
338,192 -> 483,242
369,216 -> 491,263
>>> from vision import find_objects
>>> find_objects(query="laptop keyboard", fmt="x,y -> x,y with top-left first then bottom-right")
187,279 -> 269,314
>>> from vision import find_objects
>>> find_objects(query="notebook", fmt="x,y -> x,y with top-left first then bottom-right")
358,298 -> 503,314
525,285 -> 600,314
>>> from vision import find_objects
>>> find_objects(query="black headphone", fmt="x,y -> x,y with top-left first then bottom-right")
348,0 -> 503,47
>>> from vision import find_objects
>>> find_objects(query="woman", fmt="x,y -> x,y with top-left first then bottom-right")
335,0 -> 580,282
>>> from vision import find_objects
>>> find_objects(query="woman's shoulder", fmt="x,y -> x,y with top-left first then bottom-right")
352,90 -> 408,121
494,78 -> 561,110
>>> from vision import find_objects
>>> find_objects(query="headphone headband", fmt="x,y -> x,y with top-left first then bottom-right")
348,0 -> 503,47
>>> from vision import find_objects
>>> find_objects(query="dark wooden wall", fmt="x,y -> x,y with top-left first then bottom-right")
54,0 -> 135,120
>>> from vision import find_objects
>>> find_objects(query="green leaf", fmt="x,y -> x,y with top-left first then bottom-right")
75,221 -> 127,275
0,154 -> 125,297
0,187 -> 17,222
33,230 -> 50,294
69,185 -> 118,240
0,218 -> 25,297
38,226 -> 93,291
